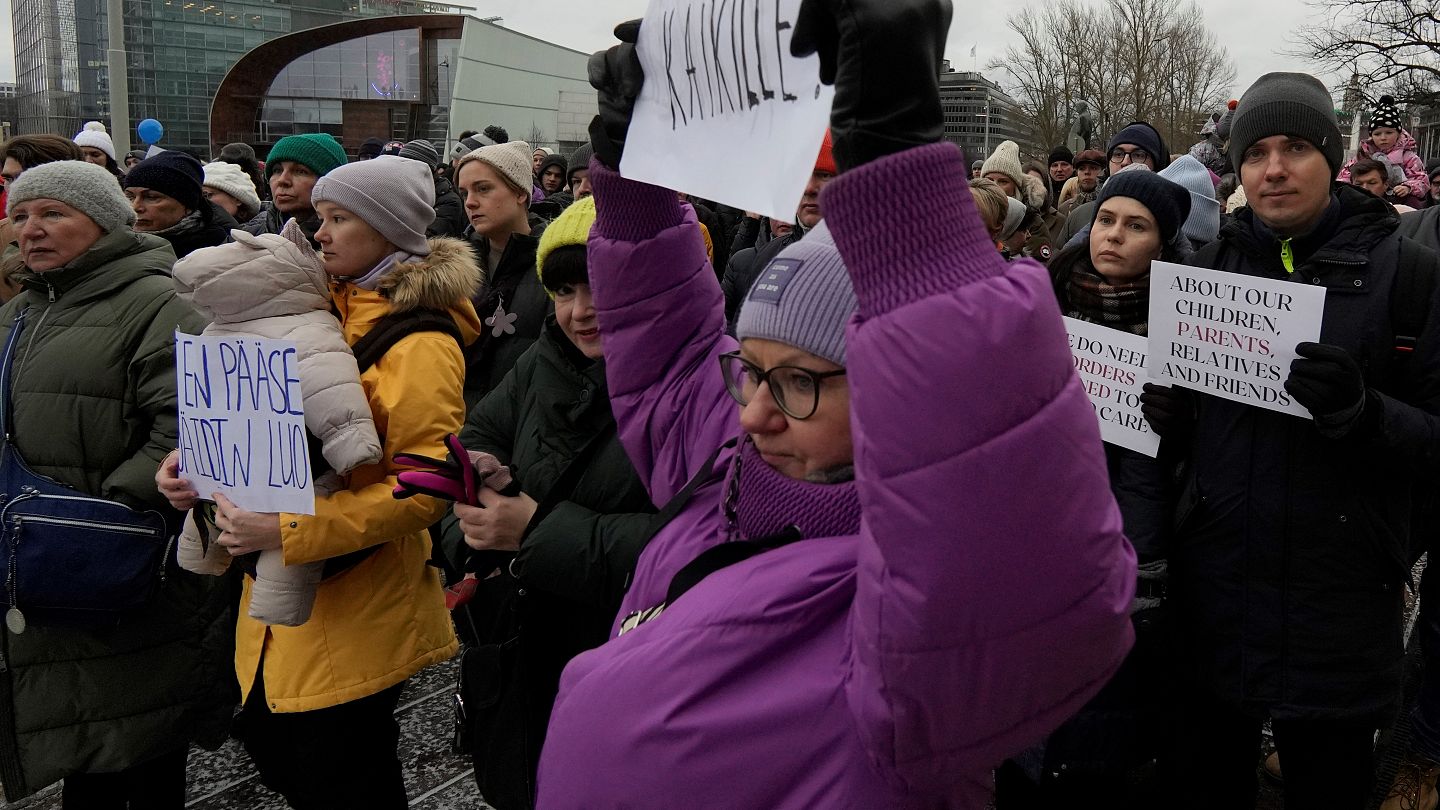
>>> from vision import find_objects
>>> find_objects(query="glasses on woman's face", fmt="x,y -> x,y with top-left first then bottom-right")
1109,147 -> 1150,166
719,351 -> 846,421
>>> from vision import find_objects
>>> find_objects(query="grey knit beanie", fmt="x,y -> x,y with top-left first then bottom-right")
311,155 -> 435,256
6,159 -> 136,233
735,220 -> 855,367
1230,72 -> 1344,177
458,141 -> 534,200
398,139 -> 440,170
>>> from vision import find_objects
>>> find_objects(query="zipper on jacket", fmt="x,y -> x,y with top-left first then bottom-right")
12,514 -> 159,535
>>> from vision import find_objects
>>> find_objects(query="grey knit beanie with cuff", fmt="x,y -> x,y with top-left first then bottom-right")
1229,72 -> 1345,177
311,155 -> 435,256
735,220 -> 855,367
6,159 -> 136,233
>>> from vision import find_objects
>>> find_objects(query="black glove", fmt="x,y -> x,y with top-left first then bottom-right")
586,19 -> 643,169
1285,342 -> 1371,437
790,0 -> 951,171
1140,383 -> 1194,441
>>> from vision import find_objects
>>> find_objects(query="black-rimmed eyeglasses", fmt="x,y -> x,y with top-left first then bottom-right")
719,351 -> 846,421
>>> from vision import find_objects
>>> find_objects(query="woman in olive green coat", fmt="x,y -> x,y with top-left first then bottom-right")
0,160 -> 234,806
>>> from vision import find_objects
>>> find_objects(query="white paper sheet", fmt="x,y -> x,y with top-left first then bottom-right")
1063,317 -> 1161,458
622,0 -> 834,221
175,332 -> 316,515
1147,261 -> 1326,419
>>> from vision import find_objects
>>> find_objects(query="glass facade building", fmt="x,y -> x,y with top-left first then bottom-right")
11,0 -> 460,153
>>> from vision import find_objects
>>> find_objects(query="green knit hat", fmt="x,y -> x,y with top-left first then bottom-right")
265,134 -> 348,179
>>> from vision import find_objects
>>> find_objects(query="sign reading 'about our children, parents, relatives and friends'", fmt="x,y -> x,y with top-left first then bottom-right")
174,332 -> 315,515
1148,261 -> 1326,420
623,0 -> 835,221
1063,317 -> 1160,458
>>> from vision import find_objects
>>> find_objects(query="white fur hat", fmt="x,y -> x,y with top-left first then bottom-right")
73,121 -> 117,162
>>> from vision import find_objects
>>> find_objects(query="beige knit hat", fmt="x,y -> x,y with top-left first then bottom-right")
458,140 -> 534,200
203,161 -> 262,217
980,141 -> 1025,198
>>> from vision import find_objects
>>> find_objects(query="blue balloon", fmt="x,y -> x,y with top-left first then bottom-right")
137,119 -> 163,145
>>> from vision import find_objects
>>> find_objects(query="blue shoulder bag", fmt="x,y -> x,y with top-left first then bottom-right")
0,308 -> 174,633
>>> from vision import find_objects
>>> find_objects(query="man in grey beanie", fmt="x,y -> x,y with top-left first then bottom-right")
1150,70 -> 1440,810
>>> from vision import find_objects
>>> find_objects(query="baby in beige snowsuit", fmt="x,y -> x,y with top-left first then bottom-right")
171,219 -> 382,626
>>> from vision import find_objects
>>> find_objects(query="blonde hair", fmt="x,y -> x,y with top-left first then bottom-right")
968,178 -> 1009,240
1057,175 -> 1080,207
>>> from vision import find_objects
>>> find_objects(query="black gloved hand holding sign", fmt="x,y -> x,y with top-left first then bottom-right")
790,0 -> 952,171
1285,342 -> 1375,438
587,19 -> 643,170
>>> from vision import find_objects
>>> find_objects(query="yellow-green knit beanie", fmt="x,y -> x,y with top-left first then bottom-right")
536,196 -> 597,296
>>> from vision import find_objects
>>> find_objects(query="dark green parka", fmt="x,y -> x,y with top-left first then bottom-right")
439,319 -> 655,810
0,229 -> 236,798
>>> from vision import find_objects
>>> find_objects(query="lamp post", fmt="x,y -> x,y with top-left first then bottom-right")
106,0 -> 130,155
438,58 -> 450,155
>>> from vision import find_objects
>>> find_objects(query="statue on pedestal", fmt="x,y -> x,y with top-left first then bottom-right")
1066,100 -> 1096,154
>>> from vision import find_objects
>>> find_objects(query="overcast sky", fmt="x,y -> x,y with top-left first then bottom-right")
0,0 -> 1332,101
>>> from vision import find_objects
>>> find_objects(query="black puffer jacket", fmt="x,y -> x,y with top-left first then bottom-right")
1173,184 -> 1440,723
439,321 -> 655,810
465,228 -> 552,409
722,227 -> 801,332
428,175 -> 468,238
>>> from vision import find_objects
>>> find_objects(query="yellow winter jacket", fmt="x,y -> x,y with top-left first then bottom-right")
235,238 -> 482,713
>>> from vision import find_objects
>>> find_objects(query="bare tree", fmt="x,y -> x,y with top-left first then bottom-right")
990,0 -> 1234,157
1296,0 -> 1440,105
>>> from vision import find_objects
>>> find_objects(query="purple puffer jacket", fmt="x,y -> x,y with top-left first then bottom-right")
535,143 -> 1137,808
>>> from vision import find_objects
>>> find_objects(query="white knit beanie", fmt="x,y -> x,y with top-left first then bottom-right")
458,140 -> 534,200
311,155 -> 435,256
981,141 -> 1025,198
73,121 -> 117,162
203,161 -> 262,217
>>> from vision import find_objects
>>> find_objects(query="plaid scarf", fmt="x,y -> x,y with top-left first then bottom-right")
1066,265 -> 1149,335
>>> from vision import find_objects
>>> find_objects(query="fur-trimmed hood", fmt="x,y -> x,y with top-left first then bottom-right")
377,236 -> 481,314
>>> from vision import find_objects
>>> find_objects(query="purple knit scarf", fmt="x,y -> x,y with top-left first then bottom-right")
729,438 -> 862,541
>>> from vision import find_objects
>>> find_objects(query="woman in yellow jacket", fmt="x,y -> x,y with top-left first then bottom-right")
158,155 -> 480,806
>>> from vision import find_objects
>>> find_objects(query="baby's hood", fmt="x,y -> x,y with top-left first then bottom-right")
173,219 -> 331,324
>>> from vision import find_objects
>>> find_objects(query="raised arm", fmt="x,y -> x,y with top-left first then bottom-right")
587,163 -> 738,503
829,143 -> 1136,795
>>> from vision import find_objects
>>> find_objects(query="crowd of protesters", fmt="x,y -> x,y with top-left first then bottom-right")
3,1 -> 1440,809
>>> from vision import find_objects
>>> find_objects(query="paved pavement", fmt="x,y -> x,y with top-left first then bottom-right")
0,658 -> 485,810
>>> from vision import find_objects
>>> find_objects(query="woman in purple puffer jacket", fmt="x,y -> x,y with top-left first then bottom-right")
534,3 -> 1137,807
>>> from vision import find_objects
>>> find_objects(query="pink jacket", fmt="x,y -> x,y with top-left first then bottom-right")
1339,129 -> 1428,200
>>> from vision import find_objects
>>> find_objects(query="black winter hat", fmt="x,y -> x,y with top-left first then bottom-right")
1106,123 -> 1170,170
1370,95 -> 1403,131
1093,167 -> 1191,245
567,142 -> 594,185
1229,72 -> 1344,177
536,153 -> 568,182
124,150 -> 205,212
358,137 -> 386,160
1048,145 -> 1075,167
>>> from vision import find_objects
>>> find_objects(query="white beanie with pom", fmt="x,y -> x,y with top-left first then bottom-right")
73,121 -> 117,162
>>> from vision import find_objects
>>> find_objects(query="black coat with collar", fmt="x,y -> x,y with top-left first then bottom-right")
465,227 -> 552,410
1170,183 -> 1440,723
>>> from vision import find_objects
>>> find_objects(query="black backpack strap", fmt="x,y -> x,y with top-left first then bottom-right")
350,308 -> 464,373
1391,237 -> 1435,358
320,308 -> 466,580
664,527 -> 803,606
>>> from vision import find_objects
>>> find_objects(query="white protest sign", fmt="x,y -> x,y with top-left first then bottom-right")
1147,261 -> 1325,419
174,332 -> 315,515
1063,317 -> 1160,458
622,0 -> 834,221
